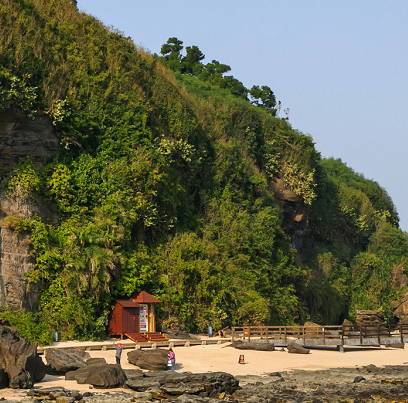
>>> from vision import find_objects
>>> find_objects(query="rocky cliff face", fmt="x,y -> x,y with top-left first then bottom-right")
270,176 -> 313,260
0,109 -> 58,310
0,109 -> 58,170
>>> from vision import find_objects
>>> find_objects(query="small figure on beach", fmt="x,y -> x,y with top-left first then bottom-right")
113,342 -> 123,365
168,348 -> 176,371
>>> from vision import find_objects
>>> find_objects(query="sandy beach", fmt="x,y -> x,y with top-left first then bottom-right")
2,340 -> 408,401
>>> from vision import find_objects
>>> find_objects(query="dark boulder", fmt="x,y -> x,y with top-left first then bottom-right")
0,367 -> 8,389
127,348 -> 168,371
230,341 -> 275,351
66,363 -> 126,388
125,377 -> 161,391
287,343 -> 310,354
84,357 -> 106,366
124,368 -> 144,380
86,364 -> 127,388
0,324 -> 47,389
45,348 -> 90,375
125,371 -> 239,398
353,376 -> 366,383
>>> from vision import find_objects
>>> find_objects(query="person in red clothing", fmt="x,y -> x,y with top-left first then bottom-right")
168,348 -> 176,371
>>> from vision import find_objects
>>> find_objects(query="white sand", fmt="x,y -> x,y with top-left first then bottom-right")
2,340 -> 408,401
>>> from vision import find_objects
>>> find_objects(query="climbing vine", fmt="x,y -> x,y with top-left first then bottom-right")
0,70 -> 38,116
283,162 -> 316,205
6,158 -> 41,200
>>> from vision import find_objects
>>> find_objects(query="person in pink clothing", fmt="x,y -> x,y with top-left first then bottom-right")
168,348 -> 176,371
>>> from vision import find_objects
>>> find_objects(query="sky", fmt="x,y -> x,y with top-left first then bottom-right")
78,0 -> 408,231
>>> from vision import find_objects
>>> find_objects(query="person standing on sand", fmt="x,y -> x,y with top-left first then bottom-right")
168,348 -> 176,371
113,342 -> 123,365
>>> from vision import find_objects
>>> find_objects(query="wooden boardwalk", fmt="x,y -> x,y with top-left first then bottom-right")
232,325 -> 408,352
37,338 -> 227,354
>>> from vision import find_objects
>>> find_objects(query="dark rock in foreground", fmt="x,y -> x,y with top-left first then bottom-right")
127,348 -> 169,371
6,365 -> 408,402
66,363 -> 126,388
125,371 -> 239,398
235,365 -> 408,403
0,324 -> 47,389
45,348 -> 91,375
27,385 -> 83,401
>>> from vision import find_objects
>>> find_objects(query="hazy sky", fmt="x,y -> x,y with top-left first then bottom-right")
78,0 -> 408,231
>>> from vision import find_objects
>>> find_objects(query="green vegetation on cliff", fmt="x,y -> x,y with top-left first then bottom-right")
0,0 -> 407,341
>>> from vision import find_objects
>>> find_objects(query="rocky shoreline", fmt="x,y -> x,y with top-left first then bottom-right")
2,324 -> 408,402
2,364 -> 408,402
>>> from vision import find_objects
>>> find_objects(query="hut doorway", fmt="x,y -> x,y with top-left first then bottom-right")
122,307 -> 139,334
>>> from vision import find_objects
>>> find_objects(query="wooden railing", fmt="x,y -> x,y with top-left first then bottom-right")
231,324 -> 408,345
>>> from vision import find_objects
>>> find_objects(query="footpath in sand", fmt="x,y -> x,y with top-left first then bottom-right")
2,340 -> 408,401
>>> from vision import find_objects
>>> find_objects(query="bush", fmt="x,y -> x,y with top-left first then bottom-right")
0,307 -> 53,346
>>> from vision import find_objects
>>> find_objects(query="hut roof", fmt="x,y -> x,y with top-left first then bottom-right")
116,300 -> 140,308
133,291 -> 161,304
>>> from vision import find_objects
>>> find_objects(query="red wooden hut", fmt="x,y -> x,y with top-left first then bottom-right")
108,292 -> 167,342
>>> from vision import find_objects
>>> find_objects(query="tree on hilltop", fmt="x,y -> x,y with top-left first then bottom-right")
249,85 -> 277,115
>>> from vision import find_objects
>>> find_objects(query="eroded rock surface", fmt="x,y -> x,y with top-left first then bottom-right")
127,348 -> 169,371
355,310 -> 385,326
0,109 -> 59,311
7,365 -> 408,402
287,343 -> 310,354
0,109 -> 58,171
45,348 -> 91,375
0,324 -> 47,389
65,363 -> 126,388
230,340 -> 275,351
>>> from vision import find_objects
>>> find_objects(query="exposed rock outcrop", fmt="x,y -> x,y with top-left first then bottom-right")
6,366 -> 408,402
391,265 -> 408,289
270,176 -> 313,260
66,363 -> 127,388
125,371 -> 239,398
45,348 -> 91,375
355,310 -> 385,326
392,293 -> 408,321
0,109 -> 58,311
0,324 -> 47,389
0,109 -> 58,171
127,348 -> 169,371
0,226 -> 39,311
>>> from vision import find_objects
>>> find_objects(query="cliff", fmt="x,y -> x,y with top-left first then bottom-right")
0,109 -> 58,310
0,0 -> 405,339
